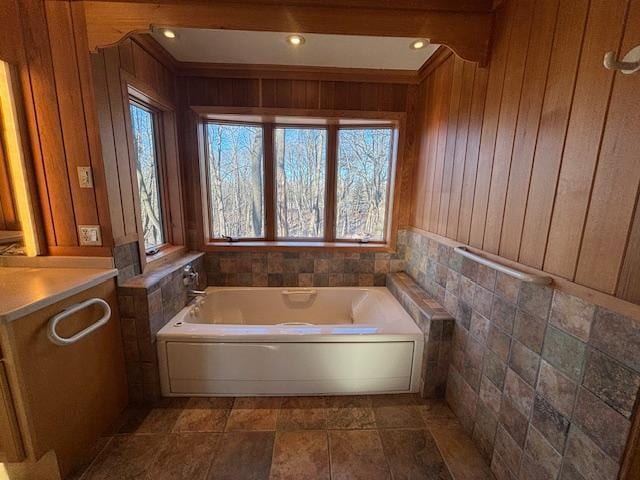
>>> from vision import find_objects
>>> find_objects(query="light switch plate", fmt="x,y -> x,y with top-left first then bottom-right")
77,166 -> 94,188
78,225 -> 102,246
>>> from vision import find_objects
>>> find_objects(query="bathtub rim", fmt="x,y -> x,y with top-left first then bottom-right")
156,285 -> 425,396
157,286 -> 424,341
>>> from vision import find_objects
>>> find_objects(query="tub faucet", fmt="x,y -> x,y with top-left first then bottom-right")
187,290 -> 207,298
183,265 -> 199,287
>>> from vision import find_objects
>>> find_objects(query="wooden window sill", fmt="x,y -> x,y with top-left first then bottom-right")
145,244 -> 187,266
204,241 -> 393,253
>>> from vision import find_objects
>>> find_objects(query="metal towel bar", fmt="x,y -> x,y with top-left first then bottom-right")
454,246 -> 552,285
48,298 -> 111,346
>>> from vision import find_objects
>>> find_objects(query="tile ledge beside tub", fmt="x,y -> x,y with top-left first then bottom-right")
387,272 -> 454,399
116,251 -> 207,404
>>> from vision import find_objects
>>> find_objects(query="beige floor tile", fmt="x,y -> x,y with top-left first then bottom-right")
133,398 -> 189,433
226,397 -> 282,431
326,395 -> 376,429
428,417 -> 494,480
82,434 -> 170,479
380,428 -> 452,479
277,397 -> 327,430
173,397 -> 233,432
208,431 -> 275,480
371,394 -> 425,428
146,432 -> 220,480
329,430 -> 391,480
269,430 -> 330,480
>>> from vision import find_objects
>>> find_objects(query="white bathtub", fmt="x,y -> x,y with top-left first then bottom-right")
157,287 -> 424,396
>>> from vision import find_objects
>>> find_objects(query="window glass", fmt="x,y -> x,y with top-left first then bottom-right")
205,123 -> 264,238
129,102 -> 165,250
336,128 -> 393,241
274,127 -> 327,239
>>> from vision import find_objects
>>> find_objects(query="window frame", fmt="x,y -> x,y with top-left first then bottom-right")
197,108 -> 402,250
128,98 -> 169,252
273,124 -> 329,242
203,119 -> 267,241
334,125 -> 396,243
124,76 -> 186,269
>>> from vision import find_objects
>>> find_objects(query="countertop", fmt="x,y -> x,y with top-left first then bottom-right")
0,267 -> 118,323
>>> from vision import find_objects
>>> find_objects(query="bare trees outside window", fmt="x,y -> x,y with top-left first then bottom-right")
206,123 -> 264,239
203,119 -> 396,244
275,127 -> 327,239
129,102 -> 165,251
337,128 -> 392,241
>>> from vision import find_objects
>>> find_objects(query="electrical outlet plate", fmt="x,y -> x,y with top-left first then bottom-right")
78,225 -> 102,246
77,166 -> 94,188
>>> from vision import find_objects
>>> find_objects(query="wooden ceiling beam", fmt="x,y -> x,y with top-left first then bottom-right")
80,1 -> 494,65
77,0 -> 494,14
176,62 -> 420,84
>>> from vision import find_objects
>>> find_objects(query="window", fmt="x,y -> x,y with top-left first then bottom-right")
275,127 -> 327,239
202,118 -> 396,244
205,123 -> 264,239
336,128 -> 393,241
129,101 -> 165,251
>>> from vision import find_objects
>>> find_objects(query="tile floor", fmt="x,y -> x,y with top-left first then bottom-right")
73,394 -> 494,480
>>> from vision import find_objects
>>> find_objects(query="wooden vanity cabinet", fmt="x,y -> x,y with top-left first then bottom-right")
0,278 -> 127,478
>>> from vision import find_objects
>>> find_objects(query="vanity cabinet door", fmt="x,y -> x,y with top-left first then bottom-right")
1,278 -> 127,477
0,358 -> 24,462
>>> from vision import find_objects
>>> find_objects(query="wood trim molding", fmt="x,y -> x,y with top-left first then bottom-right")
177,62 -> 420,84
80,1 -> 493,64
192,106 -> 405,121
130,33 -> 178,72
121,70 -> 175,111
47,245 -> 113,257
204,241 -> 394,253
263,123 -> 276,241
168,0 -> 494,13
417,46 -> 454,82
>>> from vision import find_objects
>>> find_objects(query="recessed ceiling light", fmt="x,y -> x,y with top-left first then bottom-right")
287,34 -> 305,46
162,29 -> 177,39
410,39 -> 429,50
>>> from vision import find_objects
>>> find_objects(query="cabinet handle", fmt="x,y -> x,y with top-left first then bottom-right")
47,298 -> 111,346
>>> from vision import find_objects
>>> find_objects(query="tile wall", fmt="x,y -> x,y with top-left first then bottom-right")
113,241 -> 141,286
205,251 -> 405,287
397,228 -> 640,480
117,253 -> 206,404
387,272 -> 454,398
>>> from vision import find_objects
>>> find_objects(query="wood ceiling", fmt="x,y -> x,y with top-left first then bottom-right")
76,0 -> 496,65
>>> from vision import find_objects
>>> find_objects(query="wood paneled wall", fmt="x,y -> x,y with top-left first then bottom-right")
1,0 -> 112,255
181,76 -> 408,112
409,0 -> 640,304
91,36 -> 177,246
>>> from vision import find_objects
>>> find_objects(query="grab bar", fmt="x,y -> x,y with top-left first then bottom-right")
282,289 -> 317,296
48,298 -> 111,346
453,246 -> 552,285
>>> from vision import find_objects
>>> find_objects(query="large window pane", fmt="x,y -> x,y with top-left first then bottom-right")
206,123 -> 264,238
336,128 -> 393,241
129,102 -> 165,250
275,127 -> 327,238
